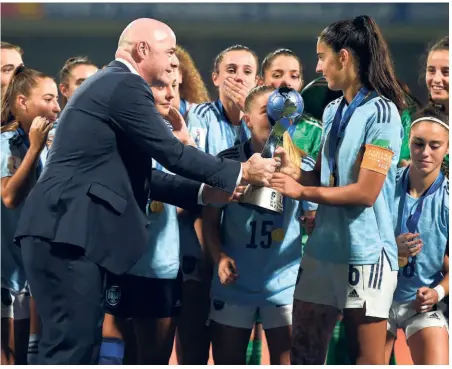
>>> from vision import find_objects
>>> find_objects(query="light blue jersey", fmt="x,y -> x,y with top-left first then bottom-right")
128,160 -> 180,279
179,99 -> 194,119
393,167 -> 449,302
211,141 -> 317,306
180,99 -> 251,261
305,94 -> 403,270
1,128 -> 48,292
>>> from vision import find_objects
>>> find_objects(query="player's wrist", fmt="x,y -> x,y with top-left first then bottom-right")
294,166 -> 302,183
296,184 -> 306,200
434,285 -> 446,302
217,251 -> 229,263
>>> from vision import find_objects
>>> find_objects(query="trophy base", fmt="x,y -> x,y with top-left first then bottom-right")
239,185 -> 283,215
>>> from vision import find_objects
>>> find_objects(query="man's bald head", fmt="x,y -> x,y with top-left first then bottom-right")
115,18 -> 178,86
117,18 -> 175,51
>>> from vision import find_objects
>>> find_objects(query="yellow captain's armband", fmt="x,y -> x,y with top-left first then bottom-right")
360,144 -> 394,175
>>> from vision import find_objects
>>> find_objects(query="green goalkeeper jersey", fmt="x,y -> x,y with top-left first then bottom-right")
292,112 -> 323,160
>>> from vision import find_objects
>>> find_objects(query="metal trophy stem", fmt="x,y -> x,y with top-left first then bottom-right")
240,117 -> 291,215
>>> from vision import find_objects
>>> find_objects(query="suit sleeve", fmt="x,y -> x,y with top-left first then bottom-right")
150,169 -> 200,212
109,74 -> 240,193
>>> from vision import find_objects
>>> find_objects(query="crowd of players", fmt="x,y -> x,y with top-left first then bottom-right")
0,15 -> 449,365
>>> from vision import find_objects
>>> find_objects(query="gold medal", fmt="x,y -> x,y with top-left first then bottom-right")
149,201 -> 164,213
398,256 -> 408,268
329,174 -> 335,187
271,228 -> 285,242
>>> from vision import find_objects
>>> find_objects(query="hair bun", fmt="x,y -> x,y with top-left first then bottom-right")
353,15 -> 369,30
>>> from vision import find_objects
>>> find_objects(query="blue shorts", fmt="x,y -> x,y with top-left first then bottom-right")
105,271 -> 182,319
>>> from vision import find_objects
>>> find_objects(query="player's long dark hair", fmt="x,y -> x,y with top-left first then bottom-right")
319,15 -> 405,111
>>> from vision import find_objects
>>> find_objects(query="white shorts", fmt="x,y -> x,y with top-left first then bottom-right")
1,287 -> 30,320
294,251 -> 397,318
387,301 -> 449,339
209,299 -> 292,330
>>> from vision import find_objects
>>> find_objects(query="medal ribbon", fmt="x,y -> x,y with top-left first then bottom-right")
328,87 -> 369,183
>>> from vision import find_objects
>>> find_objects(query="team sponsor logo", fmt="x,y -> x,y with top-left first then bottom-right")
106,285 -> 121,306
348,289 -> 360,298
428,312 -> 440,320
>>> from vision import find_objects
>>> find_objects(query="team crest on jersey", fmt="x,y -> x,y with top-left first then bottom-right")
46,130 -> 55,148
7,155 -> 21,174
213,299 -> 225,311
193,128 -> 206,151
106,285 -> 121,306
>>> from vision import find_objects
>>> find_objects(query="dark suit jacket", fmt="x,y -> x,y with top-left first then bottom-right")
14,60 -> 240,274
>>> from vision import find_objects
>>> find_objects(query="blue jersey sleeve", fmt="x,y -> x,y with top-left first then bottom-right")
364,98 -> 403,157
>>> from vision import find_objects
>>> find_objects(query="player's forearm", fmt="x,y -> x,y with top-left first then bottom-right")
299,183 -> 375,207
439,255 -> 449,296
203,228 -> 223,264
193,216 -> 207,252
202,208 -> 223,264
439,273 -> 449,296
1,147 -> 41,209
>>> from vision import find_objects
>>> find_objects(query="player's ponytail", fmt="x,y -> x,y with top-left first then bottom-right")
319,15 -> 405,111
